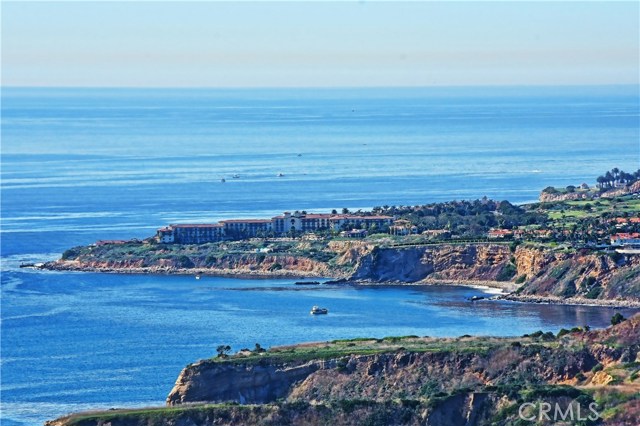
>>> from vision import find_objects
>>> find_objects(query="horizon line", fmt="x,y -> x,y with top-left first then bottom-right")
3,83 -> 639,91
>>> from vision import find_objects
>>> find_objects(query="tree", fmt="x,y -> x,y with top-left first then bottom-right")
331,209 -> 338,215
216,344 -> 231,358
254,343 -> 266,353
610,313 -> 626,326
341,208 -> 350,214
605,171 -> 614,188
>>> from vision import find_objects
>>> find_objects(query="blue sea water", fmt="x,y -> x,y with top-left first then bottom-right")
1,86 -> 639,425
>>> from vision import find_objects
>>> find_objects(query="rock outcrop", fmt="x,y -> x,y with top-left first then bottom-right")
167,358 -> 336,405
349,244 -> 512,283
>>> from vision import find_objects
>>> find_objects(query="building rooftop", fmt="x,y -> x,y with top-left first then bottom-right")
169,223 -> 224,228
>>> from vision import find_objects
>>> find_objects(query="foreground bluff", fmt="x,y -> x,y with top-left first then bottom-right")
49,315 -> 640,426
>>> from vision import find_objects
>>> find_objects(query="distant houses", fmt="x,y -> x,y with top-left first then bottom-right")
611,233 -> 640,247
389,219 -> 418,236
488,228 -> 513,239
156,211 -> 393,244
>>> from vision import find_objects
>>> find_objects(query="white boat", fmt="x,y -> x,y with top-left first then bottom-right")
310,305 -> 328,315
195,274 -> 201,280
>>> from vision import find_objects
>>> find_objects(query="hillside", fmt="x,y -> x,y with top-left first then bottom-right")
47,314 -> 640,426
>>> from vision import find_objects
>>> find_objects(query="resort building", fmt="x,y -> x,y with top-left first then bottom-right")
330,214 -> 393,231
157,224 -> 224,244
221,219 -> 273,238
156,211 -> 393,244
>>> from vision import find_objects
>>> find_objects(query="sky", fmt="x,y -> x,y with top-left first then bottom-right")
2,1 -> 639,88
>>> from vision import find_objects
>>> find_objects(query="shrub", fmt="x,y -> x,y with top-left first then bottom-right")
269,263 -> 283,271
585,286 -> 602,299
61,247 -> 82,260
177,255 -> 194,268
611,313 -> 626,326
497,263 -> 517,281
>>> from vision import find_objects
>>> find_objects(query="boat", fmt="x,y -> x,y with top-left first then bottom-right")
469,295 -> 485,301
220,178 -> 226,183
232,174 -> 240,179
310,305 -> 328,315
195,274 -> 201,280
277,173 -> 284,177
295,281 -> 320,285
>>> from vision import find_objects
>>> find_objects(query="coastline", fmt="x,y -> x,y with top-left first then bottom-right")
41,261 -> 344,280
499,293 -> 640,308
39,261 -> 640,308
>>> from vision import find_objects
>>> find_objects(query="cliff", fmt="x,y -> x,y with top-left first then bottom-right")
45,240 -> 640,306
347,244 -> 640,305
44,239 -> 359,278
509,246 -> 640,303
48,315 -> 640,426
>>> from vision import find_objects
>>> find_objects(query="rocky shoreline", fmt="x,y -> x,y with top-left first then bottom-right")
40,260 -> 640,308
500,293 -> 640,308
41,260 -> 345,279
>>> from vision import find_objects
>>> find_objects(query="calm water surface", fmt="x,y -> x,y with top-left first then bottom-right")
1,86 -> 639,424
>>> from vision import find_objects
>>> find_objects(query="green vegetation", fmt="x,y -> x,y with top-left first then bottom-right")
58,192 -> 640,273
610,312 -> 626,326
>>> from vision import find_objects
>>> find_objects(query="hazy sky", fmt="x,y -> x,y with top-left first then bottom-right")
2,1 -> 639,87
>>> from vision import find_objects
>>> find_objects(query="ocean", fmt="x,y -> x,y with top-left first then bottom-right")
1,86 -> 639,425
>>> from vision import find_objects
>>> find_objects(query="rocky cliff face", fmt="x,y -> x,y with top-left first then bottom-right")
47,253 -> 339,278
348,244 -> 513,283
345,243 -> 640,304
168,345 -> 615,407
49,241 -> 640,304
47,315 -> 640,426
167,358 -> 336,405
512,246 -> 640,302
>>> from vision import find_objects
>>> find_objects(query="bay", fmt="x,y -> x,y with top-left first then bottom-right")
1,86 -> 639,424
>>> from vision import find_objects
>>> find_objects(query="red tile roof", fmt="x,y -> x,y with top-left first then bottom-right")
612,233 -> 640,239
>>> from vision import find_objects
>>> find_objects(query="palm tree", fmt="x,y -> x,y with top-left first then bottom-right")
612,167 -> 619,180
605,171 -> 614,188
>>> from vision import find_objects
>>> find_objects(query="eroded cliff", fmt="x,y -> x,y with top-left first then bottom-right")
49,315 -> 640,426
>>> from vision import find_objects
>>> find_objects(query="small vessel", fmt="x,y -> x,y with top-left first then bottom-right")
232,174 -> 240,179
221,178 -> 226,183
310,305 -> 328,315
195,274 -> 201,280
470,295 -> 485,301
295,281 -> 320,285
277,173 -> 284,177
